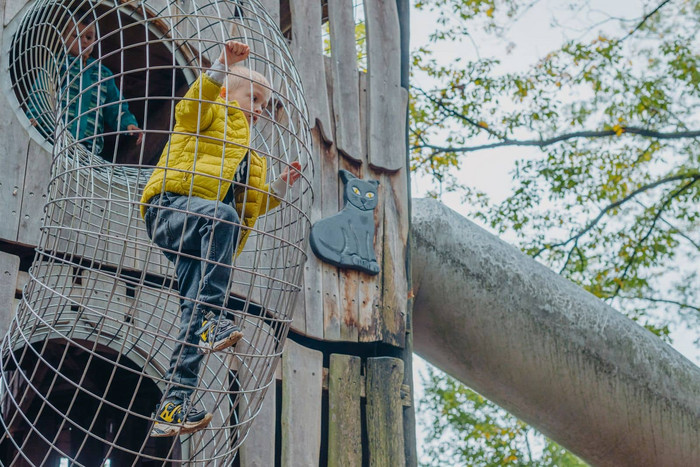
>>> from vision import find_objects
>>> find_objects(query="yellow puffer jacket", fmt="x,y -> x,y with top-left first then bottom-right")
140,73 -> 280,255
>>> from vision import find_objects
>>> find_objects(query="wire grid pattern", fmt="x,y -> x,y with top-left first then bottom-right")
0,0 -> 312,464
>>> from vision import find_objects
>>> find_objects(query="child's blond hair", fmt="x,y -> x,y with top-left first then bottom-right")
225,66 -> 272,104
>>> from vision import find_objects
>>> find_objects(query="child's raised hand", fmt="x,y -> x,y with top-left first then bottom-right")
219,41 -> 250,66
281,161 -> 302,185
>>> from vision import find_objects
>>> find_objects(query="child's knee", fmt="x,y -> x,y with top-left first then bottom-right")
215,202 -> 239,224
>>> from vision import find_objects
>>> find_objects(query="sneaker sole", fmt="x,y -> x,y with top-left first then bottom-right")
150,413 -> 213,437
201,330 -> 244,354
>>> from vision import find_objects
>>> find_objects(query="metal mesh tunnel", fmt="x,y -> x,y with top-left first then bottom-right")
0,0 -> 313,463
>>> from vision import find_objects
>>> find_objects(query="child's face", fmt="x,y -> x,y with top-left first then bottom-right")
65,21 -> 96,60
226,81 -> 269,126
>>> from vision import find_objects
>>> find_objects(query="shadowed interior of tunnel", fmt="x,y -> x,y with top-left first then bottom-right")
0,339 -> 181,465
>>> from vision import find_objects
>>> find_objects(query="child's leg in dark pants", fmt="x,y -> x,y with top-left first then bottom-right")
144,192 -> 240,401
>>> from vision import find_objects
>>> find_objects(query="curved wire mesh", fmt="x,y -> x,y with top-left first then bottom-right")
1,0 -> 313,463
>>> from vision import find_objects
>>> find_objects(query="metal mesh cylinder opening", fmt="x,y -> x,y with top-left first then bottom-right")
1,0 -> 313,463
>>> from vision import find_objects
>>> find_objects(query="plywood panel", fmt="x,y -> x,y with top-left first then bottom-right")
328,0 -> 362,162
366,356 -> 405,466
0,251 -> 20,339
281,340 -> 322,466
328,353 -> 362,467
3,0 -> 27,27
299,128 -> 324,338
17,139 -> 51,246
0,80 -> 30,243
365,0 -> 405,171
290,0 -> 333,142
239,377 -> 276,467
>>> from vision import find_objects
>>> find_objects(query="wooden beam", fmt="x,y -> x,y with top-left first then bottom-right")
366,356 -> 405,466
281,340 -> 323,465
328,354 -> 362,467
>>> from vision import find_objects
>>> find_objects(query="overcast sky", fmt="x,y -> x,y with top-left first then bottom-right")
408,0 -> 700,366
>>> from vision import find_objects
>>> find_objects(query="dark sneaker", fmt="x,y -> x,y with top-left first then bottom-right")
150,398 -> 213,437
197,315 -> 243,353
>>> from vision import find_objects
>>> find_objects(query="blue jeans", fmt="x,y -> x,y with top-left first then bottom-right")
144,192 -> 240,400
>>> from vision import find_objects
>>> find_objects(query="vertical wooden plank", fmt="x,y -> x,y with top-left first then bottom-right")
0,252 -> 20,339
17,139 -> 51,246
335,71 -> 368,342
357,261 -> 381,343
290,0 -> 333,142
328,0 -> 362,162
239,379 -> 276,467
259,0 -> 280,27
281,340 -> 323,466
366,357 -> 405,467
364,0 -> 405,171
321,58 -> 341,341
375,169 -> 407,347
235,320 -> 279,467
14,270 -> 29,296
358,71 -> 369,164
359,170 -> 382,343
300,128 -> 325,339
0,93 -> 29,244
0,0 -> 30,245
337,158 -> 361,342
339,268 -> 360,341
4,0 -> 27,27
328,354 -> 362,467
291,264 -> 308,333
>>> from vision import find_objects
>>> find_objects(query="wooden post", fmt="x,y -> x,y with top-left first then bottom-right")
366,357 -> 405,467
281,339 -> 323,465
328,354 -> 362,467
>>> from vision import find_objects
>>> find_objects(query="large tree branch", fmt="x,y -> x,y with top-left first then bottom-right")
413,127 -> 700,154
533,173 -> 700,258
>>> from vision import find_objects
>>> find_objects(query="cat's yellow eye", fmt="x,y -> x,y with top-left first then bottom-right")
365,192 -> 374,199
352,187 -> 361,195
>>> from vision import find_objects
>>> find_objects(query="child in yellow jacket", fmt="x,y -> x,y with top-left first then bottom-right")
140,41 -> 300,437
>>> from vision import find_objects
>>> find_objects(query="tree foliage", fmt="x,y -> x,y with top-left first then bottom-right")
412,0 -> 699,464
411,0 -> 700,338
419,366 -> 587,466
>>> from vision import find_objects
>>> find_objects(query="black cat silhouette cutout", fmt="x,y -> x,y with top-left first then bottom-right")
309,170 -> 380,275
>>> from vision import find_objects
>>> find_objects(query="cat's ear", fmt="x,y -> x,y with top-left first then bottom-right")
370,179 -> 380,187
339,169 -> 356,184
